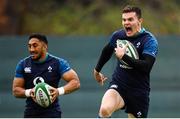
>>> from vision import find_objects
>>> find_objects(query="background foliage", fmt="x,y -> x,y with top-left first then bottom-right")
0,0 -> 179,35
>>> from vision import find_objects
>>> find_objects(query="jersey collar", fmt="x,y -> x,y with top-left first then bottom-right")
33,53 -> 49,64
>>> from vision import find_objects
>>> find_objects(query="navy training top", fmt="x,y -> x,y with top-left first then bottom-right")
15,53 -> 71,112
109,28 -> 158,93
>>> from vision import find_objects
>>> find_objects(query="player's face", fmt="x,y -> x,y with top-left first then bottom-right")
28,38 -> 47,61
122,12 -> 142,37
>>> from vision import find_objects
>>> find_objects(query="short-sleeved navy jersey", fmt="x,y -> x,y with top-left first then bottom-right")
109,28 -> 158,93
15,53 -> 71,112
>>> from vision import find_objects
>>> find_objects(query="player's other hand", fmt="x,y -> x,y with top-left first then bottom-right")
49,87 -> 59,103
115,43 -> 127,59
93,69 -> 107,86
30,88 -> 36,103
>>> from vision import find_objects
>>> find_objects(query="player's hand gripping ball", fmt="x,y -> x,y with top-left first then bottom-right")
35,82 -> 52,108
116,40 -> 139,66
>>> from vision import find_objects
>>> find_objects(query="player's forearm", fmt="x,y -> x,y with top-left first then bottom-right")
63,78 -> 80,94
13,87 -> 26,98
122,54 -> 155,73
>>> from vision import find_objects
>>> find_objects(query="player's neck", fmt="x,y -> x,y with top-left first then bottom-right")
38,53 -> 48,63
133,27 -> 144,37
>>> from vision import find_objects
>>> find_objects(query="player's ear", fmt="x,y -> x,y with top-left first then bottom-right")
42,43 -> 48,51
45,44 -> 48,49
43,42 -> 48,48
139,18 -> 143,24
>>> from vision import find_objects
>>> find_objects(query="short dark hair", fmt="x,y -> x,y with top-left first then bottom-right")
122,5 -> 142,19
28,33 -> 48,45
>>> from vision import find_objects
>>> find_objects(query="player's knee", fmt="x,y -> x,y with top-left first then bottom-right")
99,106 -> 111,118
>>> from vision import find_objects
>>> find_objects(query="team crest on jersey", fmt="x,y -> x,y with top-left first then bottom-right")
48,66 -> 52,72
24,67 -> 31,73
137,111 -> 142,117
136,42 -> 141,48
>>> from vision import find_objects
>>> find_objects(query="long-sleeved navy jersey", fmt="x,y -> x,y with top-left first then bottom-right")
110,28 -> 158,92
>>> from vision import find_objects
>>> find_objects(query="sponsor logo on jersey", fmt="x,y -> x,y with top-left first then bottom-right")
119,64 -> 132,69
33,77 -> 45,86
24,67 -> 31,73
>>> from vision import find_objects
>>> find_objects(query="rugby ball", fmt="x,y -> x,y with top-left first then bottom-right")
116,39 -> 139,65
35,82 -> 52,108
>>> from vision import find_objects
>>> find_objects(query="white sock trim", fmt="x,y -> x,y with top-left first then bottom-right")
58,87 -> 65,95
25,89 -> 31,97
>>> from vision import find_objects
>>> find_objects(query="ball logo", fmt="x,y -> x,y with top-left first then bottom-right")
36,88 -> 49,107
38,90 -> 43,97
33,77 -> 44,86
38,89 -> 46,106
118,43 -> 123,48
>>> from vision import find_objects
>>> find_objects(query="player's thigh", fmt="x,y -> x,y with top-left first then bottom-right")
100,89 -> 125,111
128,113 -> 136,118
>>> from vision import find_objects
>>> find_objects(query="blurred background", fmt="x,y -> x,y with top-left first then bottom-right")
0,0 -> 180,118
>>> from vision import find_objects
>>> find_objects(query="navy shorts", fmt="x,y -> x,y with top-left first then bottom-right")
24,108 -> 61,118
108,81 -> 149,118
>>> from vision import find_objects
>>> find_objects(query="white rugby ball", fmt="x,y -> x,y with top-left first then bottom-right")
116,39 -> 139,65
35,82 -> 52,108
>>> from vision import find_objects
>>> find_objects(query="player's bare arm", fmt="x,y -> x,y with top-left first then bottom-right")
13,78 -> 26,98
62,69 -> 80,94
50,69 -> 80,102
13,78 -> 35,99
